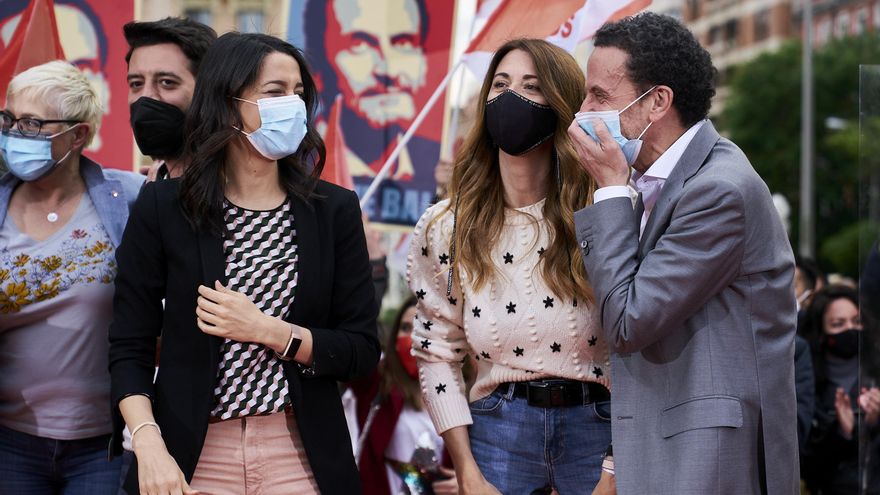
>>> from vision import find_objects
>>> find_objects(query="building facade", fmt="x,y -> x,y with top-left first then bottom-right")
138,0 -> 287,35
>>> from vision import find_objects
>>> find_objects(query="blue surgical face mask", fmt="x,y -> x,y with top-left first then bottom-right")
234,94 -> 308,160
574,85 -> 657,165
0,126 -> 77,181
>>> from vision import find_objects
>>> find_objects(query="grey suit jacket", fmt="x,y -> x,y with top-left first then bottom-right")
575,121 -> 799,494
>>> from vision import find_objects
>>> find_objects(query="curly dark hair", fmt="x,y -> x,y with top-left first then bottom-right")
594,12 -> 716,127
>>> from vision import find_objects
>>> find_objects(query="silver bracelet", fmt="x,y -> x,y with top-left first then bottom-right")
601,455 -> 615,476
130,421 -> 161,449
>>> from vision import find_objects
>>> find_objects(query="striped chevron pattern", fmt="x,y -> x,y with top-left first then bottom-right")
211,199 -> 297,420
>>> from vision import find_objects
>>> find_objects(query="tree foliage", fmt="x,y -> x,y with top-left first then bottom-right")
721,33 -> 880,277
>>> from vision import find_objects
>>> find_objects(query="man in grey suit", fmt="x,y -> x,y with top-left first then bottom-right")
567,13 -> 799,495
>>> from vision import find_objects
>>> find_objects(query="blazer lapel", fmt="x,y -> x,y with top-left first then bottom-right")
638,121 -> 721,256
198,227 -> 226,364
290,194 -> 320,327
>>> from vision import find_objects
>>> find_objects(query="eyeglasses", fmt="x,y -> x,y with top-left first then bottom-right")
0,111 -> 80,138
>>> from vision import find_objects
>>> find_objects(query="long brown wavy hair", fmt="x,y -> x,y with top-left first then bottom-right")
440,39 -> 595,303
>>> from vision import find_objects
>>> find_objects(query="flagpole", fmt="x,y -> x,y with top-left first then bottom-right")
444,4 -> 481,160
360,59 -> 464,208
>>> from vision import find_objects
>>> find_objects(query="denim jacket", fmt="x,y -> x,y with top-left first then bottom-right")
0,156 -> 144,246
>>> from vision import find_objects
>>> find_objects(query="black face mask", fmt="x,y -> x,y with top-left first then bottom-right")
823,329 -> 861,359
130,97 -> 186,158
485,89 -> 557,156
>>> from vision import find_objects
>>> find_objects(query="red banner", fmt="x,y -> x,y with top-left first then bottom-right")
0,0 -> 135,171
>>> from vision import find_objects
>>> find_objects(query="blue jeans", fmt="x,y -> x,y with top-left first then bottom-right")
0,424 -> 122,494
469,384 -> 612,495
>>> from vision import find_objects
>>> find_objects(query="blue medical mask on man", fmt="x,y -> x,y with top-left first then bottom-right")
575,85 -> 657,165
0,126 -> 78,182
233,94 -> 308,160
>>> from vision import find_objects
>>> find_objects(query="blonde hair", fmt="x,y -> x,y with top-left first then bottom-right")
440,39 -> 596,304
7,60 -> 102,145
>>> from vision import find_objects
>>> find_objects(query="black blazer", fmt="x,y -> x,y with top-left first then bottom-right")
109,179 -> 380,494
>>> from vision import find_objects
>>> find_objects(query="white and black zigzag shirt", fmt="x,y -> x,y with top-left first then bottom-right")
211,199 -> 297,419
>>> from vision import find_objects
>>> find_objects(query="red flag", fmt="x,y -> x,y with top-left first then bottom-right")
465,0 -> 587,54
320,94 -> 355,191
0,0 -> 65,103
462,0 -> 650,76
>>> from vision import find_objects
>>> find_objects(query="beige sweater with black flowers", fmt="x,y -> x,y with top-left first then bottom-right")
407,198 -> 611,435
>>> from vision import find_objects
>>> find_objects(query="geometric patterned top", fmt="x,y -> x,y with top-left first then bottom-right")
211,199 -> 296,419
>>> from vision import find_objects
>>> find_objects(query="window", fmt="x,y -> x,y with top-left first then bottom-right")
724,19 -> 738,49
856,7 -> 869,34
817,17 -> 832,44
184,8 -> 211,26
709,24 -> 721,44
836,11 -> 851,38
687,0 -> 700,20
237,10 -> 265,33
754,9 -> 770,42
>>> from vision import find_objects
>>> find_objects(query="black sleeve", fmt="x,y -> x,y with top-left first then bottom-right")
306,190 -> 380,381
794,336 -> 815,455
109,182 -> 166,408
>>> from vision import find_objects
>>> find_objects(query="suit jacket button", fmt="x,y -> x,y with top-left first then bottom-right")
581,240 -> 591,256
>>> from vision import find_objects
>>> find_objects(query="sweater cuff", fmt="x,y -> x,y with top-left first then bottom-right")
424,390 -> 473,435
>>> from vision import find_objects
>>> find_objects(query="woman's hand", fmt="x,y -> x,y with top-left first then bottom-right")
859,387 -> 880,427
133,428 -> 200,495
432,466 -> 459,494
457,471 -> 501,495
196,281 -> 277,347
591,470 -> 616,495
835,387 -> 855,439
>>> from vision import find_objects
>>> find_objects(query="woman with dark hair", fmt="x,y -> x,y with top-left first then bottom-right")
108,32 -> 379,495
353,298 -> 458,494
802,284 -> 879,494
408,39 -> 612,494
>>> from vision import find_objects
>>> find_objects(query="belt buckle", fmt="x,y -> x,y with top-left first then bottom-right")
526,381 -> 565,407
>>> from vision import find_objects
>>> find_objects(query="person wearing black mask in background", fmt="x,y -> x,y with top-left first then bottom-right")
124,17 -> 216,181
802,284 -> 879,494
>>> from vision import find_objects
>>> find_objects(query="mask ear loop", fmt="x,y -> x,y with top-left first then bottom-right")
617,85 -> 658,115
445,148 -> 478,297
446,195 -> 459,297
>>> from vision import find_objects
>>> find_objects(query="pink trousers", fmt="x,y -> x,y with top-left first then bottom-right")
190,410 -> 320,494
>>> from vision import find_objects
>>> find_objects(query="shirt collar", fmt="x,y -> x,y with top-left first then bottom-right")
633,120 -> 706,183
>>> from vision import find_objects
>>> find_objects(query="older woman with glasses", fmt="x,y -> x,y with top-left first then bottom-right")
0,60 -> 144,494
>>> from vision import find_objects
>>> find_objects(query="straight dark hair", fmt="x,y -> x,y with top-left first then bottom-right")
179,32 -> 326,235
123,17 -> 217,75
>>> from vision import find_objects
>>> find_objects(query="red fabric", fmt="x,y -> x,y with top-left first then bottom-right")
396,336 -> 419,379
350,370 -> 402,495
350,369 -> 452,495
465,0 -> 586,53
0,0 -> 65,104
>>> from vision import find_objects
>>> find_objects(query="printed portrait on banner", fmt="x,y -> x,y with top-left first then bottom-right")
292,0 -> 455,227
0,0 -> 135,171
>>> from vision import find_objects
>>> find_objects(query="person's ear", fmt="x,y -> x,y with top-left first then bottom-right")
648,85 -> 674,123
70,123 -> 91,149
